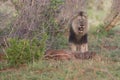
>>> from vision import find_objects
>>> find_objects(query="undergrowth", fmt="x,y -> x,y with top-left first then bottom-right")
5,33 -> 47,67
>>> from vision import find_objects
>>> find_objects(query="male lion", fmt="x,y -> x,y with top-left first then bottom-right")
69,11 -> 88,53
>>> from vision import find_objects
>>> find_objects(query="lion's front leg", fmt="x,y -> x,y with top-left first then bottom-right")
79,43 -> 88,53
69,43 -> 77,51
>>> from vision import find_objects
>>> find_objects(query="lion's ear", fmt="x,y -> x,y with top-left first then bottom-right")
79,11 -> 84,16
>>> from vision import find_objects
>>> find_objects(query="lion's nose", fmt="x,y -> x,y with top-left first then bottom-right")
80,25 -> 84,28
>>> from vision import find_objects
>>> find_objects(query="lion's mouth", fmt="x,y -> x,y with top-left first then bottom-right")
78,27 -> 84,33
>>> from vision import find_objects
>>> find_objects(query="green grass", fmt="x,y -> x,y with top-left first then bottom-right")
0,59 -> 120,80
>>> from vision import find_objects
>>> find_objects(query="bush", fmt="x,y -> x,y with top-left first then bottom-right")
5,33 -> 48,66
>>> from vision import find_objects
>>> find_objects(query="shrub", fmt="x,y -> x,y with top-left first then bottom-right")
5,33 -> 48,66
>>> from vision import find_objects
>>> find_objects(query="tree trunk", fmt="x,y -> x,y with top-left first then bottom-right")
105,13 -> 120,31
104,0 -> 120,31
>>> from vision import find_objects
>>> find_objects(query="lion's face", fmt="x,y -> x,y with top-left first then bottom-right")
72,13 -> 88,35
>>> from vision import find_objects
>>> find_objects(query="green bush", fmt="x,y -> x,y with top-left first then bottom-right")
5,34 -> 48,66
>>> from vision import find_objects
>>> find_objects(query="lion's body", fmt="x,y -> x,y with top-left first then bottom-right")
69,11 -> 88,53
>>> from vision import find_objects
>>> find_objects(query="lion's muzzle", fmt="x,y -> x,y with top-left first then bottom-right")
78,26 -> 84,33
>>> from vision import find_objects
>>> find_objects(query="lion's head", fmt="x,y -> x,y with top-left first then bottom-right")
71,11 -> 88,36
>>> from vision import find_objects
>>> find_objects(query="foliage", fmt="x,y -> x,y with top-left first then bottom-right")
50,0 -> 64,9
41,0 -> 67,49
0,0 -> 68,67
5,33 -> 48,66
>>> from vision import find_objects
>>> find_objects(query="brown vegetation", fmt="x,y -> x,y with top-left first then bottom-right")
44,49 -> 96,60
44,50 -> 75,60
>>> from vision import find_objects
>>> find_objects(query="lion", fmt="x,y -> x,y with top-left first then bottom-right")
69,11 -> 88,53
